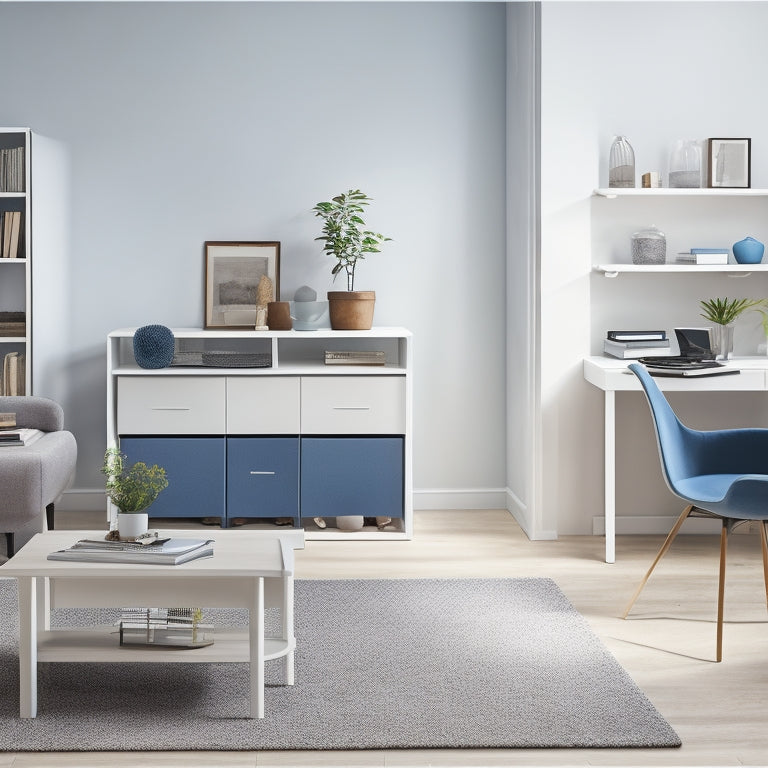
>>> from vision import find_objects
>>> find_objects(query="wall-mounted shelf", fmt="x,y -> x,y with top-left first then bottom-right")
594,263 -> 768,277
593,188 -> 768,199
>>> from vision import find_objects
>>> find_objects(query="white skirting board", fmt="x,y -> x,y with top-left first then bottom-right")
593,514 -> 724,536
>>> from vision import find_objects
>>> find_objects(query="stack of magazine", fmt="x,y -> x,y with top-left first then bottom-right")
637,356 -> 739,378
48,536 -> 214,565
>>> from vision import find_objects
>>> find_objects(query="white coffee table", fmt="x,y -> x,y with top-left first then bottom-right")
0,528 -> 304,718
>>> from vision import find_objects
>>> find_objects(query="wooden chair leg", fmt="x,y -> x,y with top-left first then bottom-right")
760,522 -> 768,609
45,502 -> 54,532
623,504 -> 694,619
716,519 -> 729,663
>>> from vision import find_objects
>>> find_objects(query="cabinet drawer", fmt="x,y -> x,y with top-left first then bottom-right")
300,376 -> 405,434
117,376 -> 226,434
226,377 -> 300,434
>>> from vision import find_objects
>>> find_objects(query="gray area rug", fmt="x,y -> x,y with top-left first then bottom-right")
0,577 -> 680,751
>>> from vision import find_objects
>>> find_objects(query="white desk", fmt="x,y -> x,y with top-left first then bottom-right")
0,528 -> 305,718
584,356 -> 768,563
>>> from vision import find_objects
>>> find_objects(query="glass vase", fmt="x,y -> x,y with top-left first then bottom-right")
668,139 -> 702,188
711,324 -> 734,360
609,136 -> 635,188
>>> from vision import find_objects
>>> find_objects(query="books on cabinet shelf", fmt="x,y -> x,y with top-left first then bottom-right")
0,211 -> 24,258
0,146 -> 24,193
676,248 -> 730,265
1,351 -> 25,395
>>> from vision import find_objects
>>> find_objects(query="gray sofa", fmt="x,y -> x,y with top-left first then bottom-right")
0,396 -> 77,557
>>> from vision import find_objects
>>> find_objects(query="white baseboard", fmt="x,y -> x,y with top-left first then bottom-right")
413,488 -> 507,510
56,489 -> 107,514
592,514 -> 722,535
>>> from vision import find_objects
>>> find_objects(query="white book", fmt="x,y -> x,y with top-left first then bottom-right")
603,340 -> 672,359
48,537 -> 215,565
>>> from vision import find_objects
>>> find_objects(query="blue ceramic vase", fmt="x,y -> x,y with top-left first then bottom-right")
732,237 -> 765,264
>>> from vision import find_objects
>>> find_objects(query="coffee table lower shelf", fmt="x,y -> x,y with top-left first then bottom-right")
37,627 -> 293,663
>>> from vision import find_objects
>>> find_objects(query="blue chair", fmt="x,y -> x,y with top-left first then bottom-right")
624,362 -> 768,662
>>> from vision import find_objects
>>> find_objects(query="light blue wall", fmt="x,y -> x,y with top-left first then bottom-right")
0,2 -> 508,501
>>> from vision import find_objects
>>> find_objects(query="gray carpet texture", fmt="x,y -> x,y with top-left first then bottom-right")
0,577 -> 681,751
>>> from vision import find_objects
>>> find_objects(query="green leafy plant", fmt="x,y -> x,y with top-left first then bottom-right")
312,189 -> 391,291
102,447 -> 168,514
699,297 -> 767,326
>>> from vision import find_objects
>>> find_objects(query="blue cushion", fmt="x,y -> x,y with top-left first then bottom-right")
133,325 -> 174,369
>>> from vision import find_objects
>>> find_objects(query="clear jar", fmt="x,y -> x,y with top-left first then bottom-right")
631,226 -> 666,265
609,136 -> 635,188
668,139 -> 702,188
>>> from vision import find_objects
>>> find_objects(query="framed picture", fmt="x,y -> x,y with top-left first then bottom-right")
707,138 -> 751,188
204,241 -> 280,329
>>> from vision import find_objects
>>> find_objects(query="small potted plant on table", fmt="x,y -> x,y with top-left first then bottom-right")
102,447 -> 168,539
313,188 -> 391,330
700,297 -> 766,360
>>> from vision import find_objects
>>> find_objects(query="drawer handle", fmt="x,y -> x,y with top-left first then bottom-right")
333,406 -> 371,411
151,406 -> 191,411
250,471 -> 276,475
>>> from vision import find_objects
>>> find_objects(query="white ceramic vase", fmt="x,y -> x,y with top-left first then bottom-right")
117,512 -> 149,539
335,515 -> 364,532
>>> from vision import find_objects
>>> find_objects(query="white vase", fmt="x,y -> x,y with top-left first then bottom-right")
117,512 -> 149,539
712,324 -> 735,360
335,515 -> 364,532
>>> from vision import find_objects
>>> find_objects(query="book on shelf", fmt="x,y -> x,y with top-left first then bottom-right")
603,339 -> 671,358
0,427 -> 42,447
0,146 -> 25,193
324,350 -> 386,366
0,310 -> 26,337
0,211 -> 23,258
2,351 -> 25,396
606,330 -> 667,342
47,537 -> 215,565
676,248 -> 729,265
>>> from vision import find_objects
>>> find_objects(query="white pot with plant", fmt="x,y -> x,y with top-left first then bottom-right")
102,447 -> 168,539
312,189 -> 391,330
699,297 -> 766,360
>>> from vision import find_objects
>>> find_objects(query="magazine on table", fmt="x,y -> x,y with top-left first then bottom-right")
47,537 -> 215,565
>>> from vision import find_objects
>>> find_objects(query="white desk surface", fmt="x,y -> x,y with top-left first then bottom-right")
584,355 -> 768,391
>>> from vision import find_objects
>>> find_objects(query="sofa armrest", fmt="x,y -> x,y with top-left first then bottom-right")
0,396 -> 64,432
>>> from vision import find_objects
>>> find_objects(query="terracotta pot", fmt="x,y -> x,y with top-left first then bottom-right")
327,291 -> 375,330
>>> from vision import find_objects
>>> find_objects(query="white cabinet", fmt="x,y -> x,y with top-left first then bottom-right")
107,327 -> 413,540
0,128 -> 31,395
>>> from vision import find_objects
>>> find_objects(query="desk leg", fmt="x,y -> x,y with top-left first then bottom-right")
605,390 -> 616,564
249,576 -> 265,718
36,576 -> 50,634
282,573 -> 295,686
18,577 -> 37,718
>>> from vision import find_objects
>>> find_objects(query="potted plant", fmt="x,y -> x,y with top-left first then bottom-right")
699,297 -> 766,360
102,447 -> 168,539
313,188 -> 391,330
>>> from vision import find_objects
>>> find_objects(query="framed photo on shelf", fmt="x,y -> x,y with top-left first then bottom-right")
204,241 -> 280,329
707,138 -> 751,188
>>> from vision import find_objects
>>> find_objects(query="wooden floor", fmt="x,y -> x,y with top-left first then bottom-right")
3,508 -> 768,767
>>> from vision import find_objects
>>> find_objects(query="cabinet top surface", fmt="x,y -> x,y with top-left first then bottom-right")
108,327 -> 412,339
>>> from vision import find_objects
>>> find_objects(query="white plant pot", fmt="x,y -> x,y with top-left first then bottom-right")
117,512 -> 149,540
335,515 -> 364,532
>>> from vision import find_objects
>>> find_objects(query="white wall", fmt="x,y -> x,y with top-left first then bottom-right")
0,2 -> 508,506
541,1 -> 768,534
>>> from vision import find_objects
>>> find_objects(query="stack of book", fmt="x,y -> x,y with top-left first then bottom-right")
324,350 -> 386,366
676,248 -> 729,265
47,536 -> 215,565
0,428 -> 42,447
603,330 -> 671,359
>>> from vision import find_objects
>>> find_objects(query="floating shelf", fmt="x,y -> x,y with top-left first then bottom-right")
593,188 -> 768,198
594,263 -> 768,277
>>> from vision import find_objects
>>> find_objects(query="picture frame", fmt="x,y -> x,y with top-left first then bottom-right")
707,138 -> 751,189
204,241 -> 280,329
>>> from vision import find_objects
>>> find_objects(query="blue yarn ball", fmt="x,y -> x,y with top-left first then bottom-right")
133,325 -> 174,369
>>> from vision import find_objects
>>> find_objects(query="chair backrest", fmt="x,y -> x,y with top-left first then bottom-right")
627,363 -> 701,492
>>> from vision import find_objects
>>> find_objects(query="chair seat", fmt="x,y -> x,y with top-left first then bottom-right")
676,474 -> 752,503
